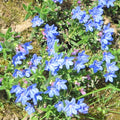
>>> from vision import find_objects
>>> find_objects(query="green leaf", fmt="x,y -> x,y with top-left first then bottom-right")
22,4 -> 27,11
41,9 -> 49,14
28,2 -> 32,11
25,13 -> 31,20
34,6 -> 41,13
78,35 -> 89,45
54,41 -> 59,52
6,89 -> 11,100
70,40 -> 79,46
0,86 -> 5,90
9,37 -> 14,41
0,32 -> 5,38
6,27 -> 12,35
3,49 -> 7,60
67,48 -> 73,56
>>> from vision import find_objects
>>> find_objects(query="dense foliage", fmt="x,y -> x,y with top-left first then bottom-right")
0,0 -> 120,119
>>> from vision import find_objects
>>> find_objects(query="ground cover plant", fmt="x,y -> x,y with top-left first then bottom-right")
0,0 -> 120,119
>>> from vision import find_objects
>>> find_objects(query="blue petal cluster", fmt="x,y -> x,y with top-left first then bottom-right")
87,5 -> 104,31
77,98 -> 89,114
74,51 -> 89,73
0,43 -> 2,51
104,61 -> 119,82
44,78 -> 67,97
54,98 -> 89,116
52,0 -> 63,4
45,53 -> 64,75
25,102 -> 35,115
31,16 -> 44,27
102,52 -> 119,82
10,84 -> 42,114
12,52 -> 26,67
98,0 -> 116,8
100,23 -> 114,50
106,62 -> 119,73
89,60 -> 103,73
13,53 -> 42,78
72,0 -> 116,32
13,69 -> 24,78
72,5 -> 104,32
102,52 -> 115,63
45,52 -> 76,75
30,54 -> 42,72
89,5 -> 103,23
12,42 -> 33,67
61,56 -> 74,70
72,6 -> 90,24
54,101 -> 64,112
104,72 -> 117,82
43,24 -> 59,56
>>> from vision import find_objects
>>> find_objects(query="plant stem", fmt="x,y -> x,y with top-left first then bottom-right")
77,84 -> 120,99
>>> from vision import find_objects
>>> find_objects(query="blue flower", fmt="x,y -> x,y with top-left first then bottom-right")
98,0 -> 116,8
93,20 -> 103,30
44,24 -> 59,39
45,53 -> 64,75
89,60 -> 103,73
63,98 -> 80,116
44,25 -> 59,56
62,56 -> 74,69
31,16 -> 44,27
84,19 -> 94,32
72,6 -> 82,20
0,44 -> 2,51
10,85 -> 23,94
53,78 -> 67,90
46,38 -> 59,56
52,0 -> 63,4
79,13 -> 90,24
77,51 -> 89,63
54,101 -> 64,112
103,23 -> 114,34
77,98 -> 89,114
74,61 -> 85,73
73,51 -> 89,73
21,42 -> 33,55
72,6 -> 90,24
101,33 -> 113,45
25,102 -> 35,115
106,62 -> 119,73
12,52 -> 26,66
100,40 -> 110,50
89,5 -> 103,22
44,86 -> 60,97
100,36 -> 110,45
23,69 -> 31,78
29,65 -> 37,73
13,69 -> 24,78
89,5 -> 103,16
45,60 -> 59,76
26,84 -> 39,99
47,38 -> 59,46
31,54 -> 42,66
103,52 -> 115,63
15,88 -> 30,105
47,43 -> 56,56
11,83 -> 42,111
100,23 -> 114,50
104,72 -> 117,82
33,92 -> 43,105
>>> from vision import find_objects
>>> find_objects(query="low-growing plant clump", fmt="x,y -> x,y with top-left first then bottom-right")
0,0 -> 120,119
